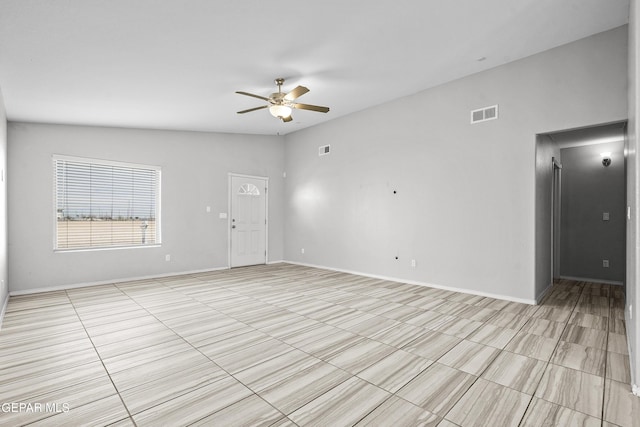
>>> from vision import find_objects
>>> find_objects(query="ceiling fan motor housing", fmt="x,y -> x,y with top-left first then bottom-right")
270,92 -> 286,105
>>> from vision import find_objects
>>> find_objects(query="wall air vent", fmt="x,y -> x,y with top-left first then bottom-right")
470,105 -> 498,124
319,145 -> 330,156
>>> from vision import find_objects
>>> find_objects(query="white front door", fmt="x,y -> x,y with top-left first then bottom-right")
230,174 -> 267,267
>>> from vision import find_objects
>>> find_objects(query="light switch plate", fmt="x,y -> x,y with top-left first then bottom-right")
603,212 -> 610,221
219,213 -> 228,219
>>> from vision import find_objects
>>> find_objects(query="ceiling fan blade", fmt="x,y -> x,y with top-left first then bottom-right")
282,115 -> 293,122
237,105 -> 268,114
292,103 -> 330,113
236,91 -> 270,102
284,85 -> 309,101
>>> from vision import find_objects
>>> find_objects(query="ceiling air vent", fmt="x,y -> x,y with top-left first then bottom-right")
319,145 -> 330,156
470,105 -> 498,124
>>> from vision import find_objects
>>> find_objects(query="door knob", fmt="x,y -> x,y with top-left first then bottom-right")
232,225 -> 236,229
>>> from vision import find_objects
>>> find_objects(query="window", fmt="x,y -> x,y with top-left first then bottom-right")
54,155 -> 161,250
238,183 -> 260,196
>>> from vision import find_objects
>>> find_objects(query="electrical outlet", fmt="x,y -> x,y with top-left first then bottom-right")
602,259 -> 609,268
603,212 -> 610,221
411,259 -> 416,268
301,248 -> 305,254
165,254 -> 171,262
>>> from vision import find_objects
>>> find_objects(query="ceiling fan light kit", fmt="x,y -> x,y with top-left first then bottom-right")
269,104 -> 292,120
236,78 -> 329,123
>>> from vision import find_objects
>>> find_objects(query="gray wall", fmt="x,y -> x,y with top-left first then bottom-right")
8,123 -> 285,293
0,86 -> 7,322
535,134 -> 561,299
559,142 -> 625,282
284,26 -> 628,303
626,0 -> 640,394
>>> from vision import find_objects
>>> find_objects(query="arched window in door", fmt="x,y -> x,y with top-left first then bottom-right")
238,183 -> 260,196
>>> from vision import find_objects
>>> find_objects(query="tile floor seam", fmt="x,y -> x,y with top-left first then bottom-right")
109,282 -> 293,423
435,299 -> 539,425
517,281 -> 608,426
117,274 -> 387,423
600,286 -> 612,424
63,288 -> 139,427
349,394 -> 403,427
214,277 -> 606,426
180,394 -> 285,427
2,267 -> 633,427
176,278 -> 447,390
171,278 -> 439,424
514,281 -> 584,427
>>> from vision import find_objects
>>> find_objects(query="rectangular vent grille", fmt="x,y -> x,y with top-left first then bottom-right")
470,105 -> 498,124
319,145 -> 330,156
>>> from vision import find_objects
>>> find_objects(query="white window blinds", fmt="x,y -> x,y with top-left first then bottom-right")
54,156 -> 161,250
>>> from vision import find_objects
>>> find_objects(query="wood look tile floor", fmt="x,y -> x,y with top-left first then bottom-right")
0,264 -> 638,426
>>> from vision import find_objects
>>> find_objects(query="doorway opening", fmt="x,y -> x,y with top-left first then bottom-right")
535,121 -> 627,301
552,157 -> 562,284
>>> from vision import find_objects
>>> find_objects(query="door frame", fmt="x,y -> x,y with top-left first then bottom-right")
227,172 -> 269,268
551,157 -> 562,284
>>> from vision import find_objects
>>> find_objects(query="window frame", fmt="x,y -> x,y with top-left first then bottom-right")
52,154 -> 162,252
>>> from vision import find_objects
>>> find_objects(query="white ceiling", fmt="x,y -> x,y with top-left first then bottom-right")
0,1 -> 630,136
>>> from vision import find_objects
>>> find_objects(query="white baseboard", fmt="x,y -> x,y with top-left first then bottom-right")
284,260 -> 537,305
9,261 -> 285,296
558,275 -> 623,286
9,266 -> 230,296
7,259 -> 539,304
0,293 -> 8,331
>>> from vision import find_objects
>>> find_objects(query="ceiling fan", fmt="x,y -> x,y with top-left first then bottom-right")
236,78 -> 330,122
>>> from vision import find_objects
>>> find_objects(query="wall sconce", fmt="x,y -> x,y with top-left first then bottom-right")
601,152 -> 612,167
